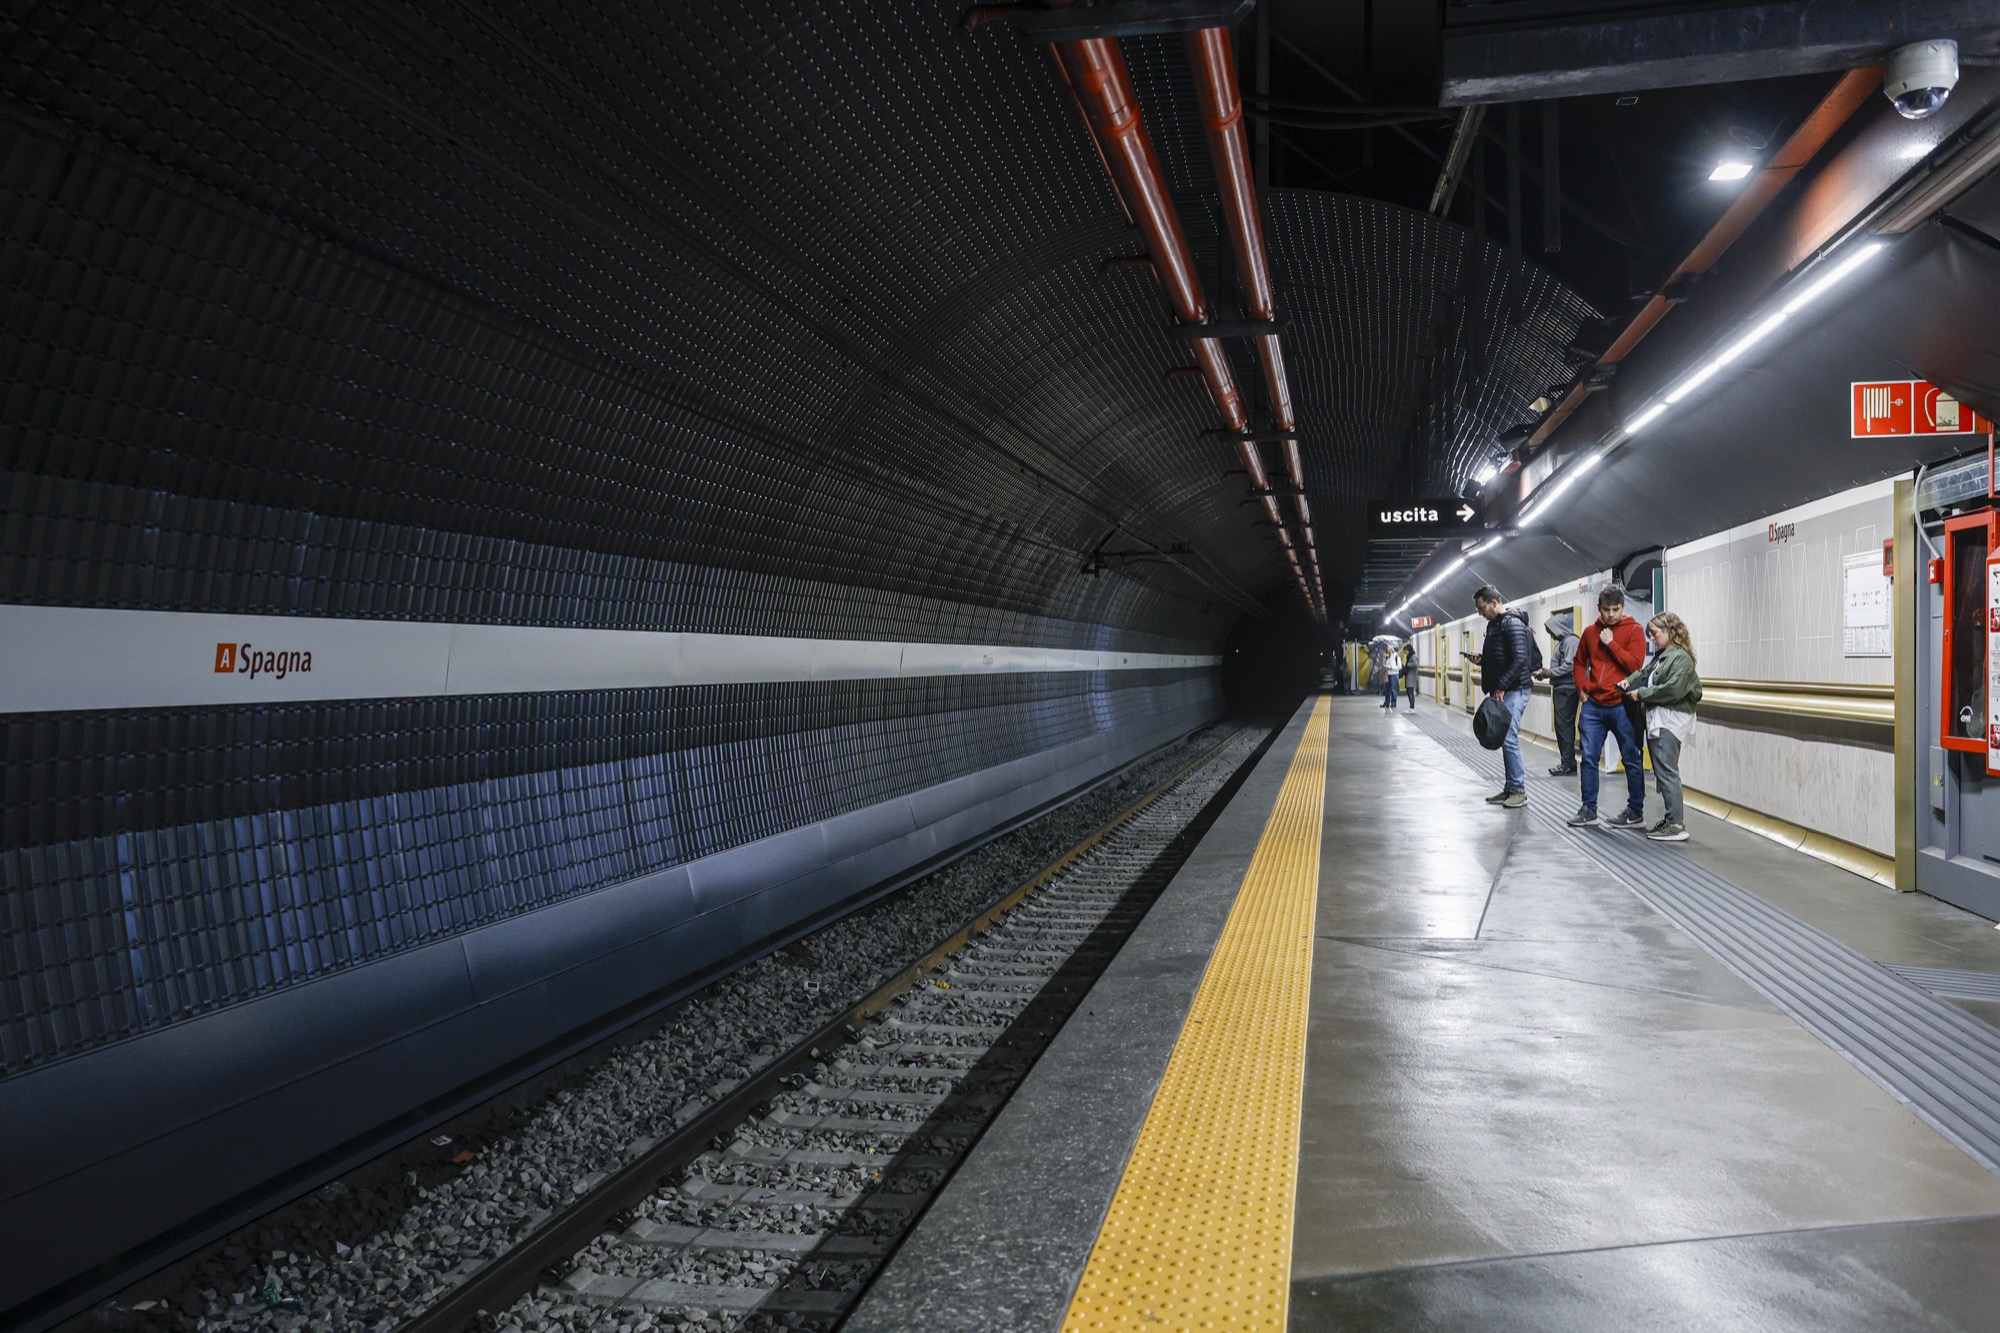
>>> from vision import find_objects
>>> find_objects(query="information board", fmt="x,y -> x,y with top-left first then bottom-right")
1842,549 -> 1891,658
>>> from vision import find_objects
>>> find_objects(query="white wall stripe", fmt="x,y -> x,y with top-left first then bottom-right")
1665,477 -> 1897,561
0,606 -> 1219,714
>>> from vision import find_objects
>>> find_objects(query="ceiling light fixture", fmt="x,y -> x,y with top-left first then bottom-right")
1626,402 -> 1669,432
1779,241 -> 1889,313
1418,555 -> 1469,597
1623,241 -> 1888,437
1661,311 -> 1789,405
1709,159 -> 1755,181
1520,451 -> 1603,526
1474,461 -> 1499,484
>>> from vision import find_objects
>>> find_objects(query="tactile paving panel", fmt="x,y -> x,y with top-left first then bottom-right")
1407,708 -> 2000,1181
1062,697 -> 1328,1331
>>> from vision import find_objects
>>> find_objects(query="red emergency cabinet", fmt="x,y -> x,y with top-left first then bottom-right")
1940,510 -> 1998,754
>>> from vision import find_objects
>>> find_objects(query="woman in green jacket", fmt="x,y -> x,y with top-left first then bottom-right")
1617,612 -> 1703,842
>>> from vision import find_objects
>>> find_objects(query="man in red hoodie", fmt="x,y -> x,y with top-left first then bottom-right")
1569,583 -> 1648,828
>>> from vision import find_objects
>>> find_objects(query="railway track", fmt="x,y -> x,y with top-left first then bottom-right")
440,728 -> 1271,1332
72,724 -> 1269,1333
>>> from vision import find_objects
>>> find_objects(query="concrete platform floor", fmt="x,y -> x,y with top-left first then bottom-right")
851,694 -> 2000,1331
1295,695 -> 2000,1330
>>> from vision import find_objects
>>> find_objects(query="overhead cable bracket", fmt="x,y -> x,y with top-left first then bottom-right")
1080,530 -> 1191,576
1172,313 -> 1291,340
1205,429 -> 1297,443
963,0 -> 1256,40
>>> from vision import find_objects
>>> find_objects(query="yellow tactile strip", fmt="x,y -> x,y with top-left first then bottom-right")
1062,697 -> 1329,1332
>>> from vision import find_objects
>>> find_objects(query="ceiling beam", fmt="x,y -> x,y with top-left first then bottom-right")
1441,0 -> 2000,105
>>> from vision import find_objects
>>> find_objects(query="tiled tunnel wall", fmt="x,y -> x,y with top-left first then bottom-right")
0,5 -> 1241,1305
0,669 -> 1216,1076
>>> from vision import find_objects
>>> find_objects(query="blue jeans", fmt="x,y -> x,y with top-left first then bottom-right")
1381,674 -> 1399,707
1500,688 -> 1529,791
1579,698 -> 1645,814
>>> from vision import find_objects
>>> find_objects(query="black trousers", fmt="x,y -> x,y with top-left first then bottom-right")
1551,683 -> 1580,769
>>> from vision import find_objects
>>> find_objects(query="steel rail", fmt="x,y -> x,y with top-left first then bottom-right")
396,724 -> 1263,1333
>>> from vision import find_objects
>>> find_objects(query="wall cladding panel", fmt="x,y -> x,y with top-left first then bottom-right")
0,670 -> 1213,1076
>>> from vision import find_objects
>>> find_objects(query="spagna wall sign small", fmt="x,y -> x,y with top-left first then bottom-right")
213,642 -> 314,680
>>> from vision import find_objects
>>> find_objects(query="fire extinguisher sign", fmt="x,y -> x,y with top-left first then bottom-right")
1988,556 -> 2000,776
1854,380 -> 1995,437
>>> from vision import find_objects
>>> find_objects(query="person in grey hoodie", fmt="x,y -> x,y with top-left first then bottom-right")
1538,611 -> 1581,776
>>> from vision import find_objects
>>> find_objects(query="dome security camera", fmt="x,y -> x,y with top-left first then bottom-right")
1884,39 -> 1959,120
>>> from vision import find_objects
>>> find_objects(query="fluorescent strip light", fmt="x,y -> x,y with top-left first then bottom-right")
1709,160 -> 1754,181
1663,309 -> 1791,406
1523,479 -> 1573,525
1626,401 -> 1670,431
1622,241 -> 1886,431
1520,451 -> 1604,526
1780,242 -> 1887,314
1417,555 -> 1468,597
1470,536 -> 1503,555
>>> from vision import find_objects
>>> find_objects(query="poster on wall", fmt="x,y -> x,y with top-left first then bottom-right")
1842,550 -> 1892,658
1989,555 -> 2000,776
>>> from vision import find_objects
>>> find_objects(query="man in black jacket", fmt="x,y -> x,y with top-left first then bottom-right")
1471,585 -> 1536,807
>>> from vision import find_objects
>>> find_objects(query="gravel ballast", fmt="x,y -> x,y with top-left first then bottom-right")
80,725 -> 1252,1333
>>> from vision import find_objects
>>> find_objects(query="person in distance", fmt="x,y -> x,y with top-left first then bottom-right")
1568,583 -> 1648,829
1375,639 -> 1401,710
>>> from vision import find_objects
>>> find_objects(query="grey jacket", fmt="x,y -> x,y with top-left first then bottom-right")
1543,615 -> 1579,685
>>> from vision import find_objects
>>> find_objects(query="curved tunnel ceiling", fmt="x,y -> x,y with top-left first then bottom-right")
1,2 -> 1597,640
1399,198 -> 2000,622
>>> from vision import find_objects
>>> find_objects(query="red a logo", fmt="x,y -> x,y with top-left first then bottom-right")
214,642 -> 237,673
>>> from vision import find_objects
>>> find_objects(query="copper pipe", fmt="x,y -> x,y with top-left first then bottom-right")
1048,46 -> 1133,231
1185,28 -> 1294,436
1522,66 -> 1882,456
1186,25 -> 1318,608
1055,40 -> 1252,433
1053,35 -> 1314,608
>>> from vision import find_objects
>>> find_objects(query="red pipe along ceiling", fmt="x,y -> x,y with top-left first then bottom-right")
1049,36 -> 1322,615
1184,27 -> 1322,603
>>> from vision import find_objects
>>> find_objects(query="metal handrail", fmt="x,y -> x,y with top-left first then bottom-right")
1700,682 -> 1893,727
1700,676 -> 1893,700
1415,670 -> 1893,727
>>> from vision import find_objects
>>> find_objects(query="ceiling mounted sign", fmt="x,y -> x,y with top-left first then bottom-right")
1852,379 -> 1993,437
1367,498 -> 1484,540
